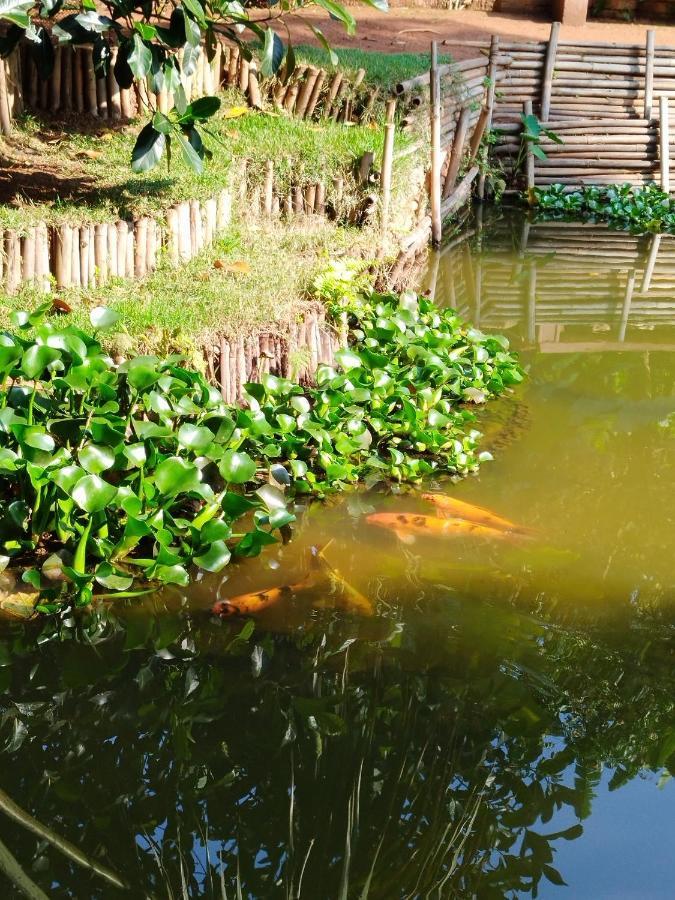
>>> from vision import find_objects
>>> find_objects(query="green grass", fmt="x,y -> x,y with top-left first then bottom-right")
294,46 -> 452,90
0,218 -> 378,355
2,87 -> 410,227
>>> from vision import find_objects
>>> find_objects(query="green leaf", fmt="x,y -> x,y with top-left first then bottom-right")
177,423 -> 214,452
308,25 -> 339,64
155,456 -> 201,496
335,349 -> 362,371
21,345 -> 60,379
220,450 -> 257,484
194,540 -> 231,572
127,33 -> 152,79
176,130 -> 203,174
261,28 -> 284,77
131,122 -> 166,173
182,95 -> 221,122
90,306 -> 120,331
95,563 -> 134,591
79,443 -> 116,475
71,474 -> 117,512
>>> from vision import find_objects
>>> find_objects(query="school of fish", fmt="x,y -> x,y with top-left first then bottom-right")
212,496 -> 531,619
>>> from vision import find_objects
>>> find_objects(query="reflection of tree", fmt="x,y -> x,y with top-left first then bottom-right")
0,594 -> 672,898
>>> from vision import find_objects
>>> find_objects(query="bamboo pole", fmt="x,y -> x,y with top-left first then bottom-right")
478,35 -> 500,200
94,223 -> 108,284
107,48 -> 121,120
84,50 -> 98,116
0,60 -> 12,135
21,227 -> 36,285
248,60 -> 262,109
640,233 -> 661,292
73,48 -> 84,113
36,223 -> 50,293
660,94 -> 670,192
305,69 -> 326,119
380,98 -> 396,245
442,107 -> 471,199
644,30 -> 655,120
54,225 -> 72,289
524,99 -> 535,191
263,160 -> 274,216
115,221 -> 127,277
70,226 -> 80,287
295,67 -> 319,119
62,48 -> 72,111
430,41 -> 442,247
618,270 -> 635,341
541,21 -> 561,122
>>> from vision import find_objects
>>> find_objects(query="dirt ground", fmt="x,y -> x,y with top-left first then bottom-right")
286,8 -> 675,59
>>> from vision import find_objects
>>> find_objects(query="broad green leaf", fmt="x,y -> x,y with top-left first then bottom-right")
79,443 -> 116,474
220,450 -> 256,484
155,456 -> 201,496
131,122 -> 166,173
21,345 -> 60,379
90,306 -> 120,331
194,540 -> 231,572
71,474 -> 117,512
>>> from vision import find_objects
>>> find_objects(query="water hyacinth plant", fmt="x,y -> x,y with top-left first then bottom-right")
0,273 -> 523,611
530,183 -> 675,232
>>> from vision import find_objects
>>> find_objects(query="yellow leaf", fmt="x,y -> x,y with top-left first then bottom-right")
222,106 -> 249,120
214,259 -> 251,274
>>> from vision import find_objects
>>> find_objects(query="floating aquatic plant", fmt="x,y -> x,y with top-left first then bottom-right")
0,273 -> 523,611
530,183 -> 675,232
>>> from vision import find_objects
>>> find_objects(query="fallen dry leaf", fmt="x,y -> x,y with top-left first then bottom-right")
76,149 -> 104,160
214,259 -> 251,274
222,106 -> 249,120
51,297 -> 73,314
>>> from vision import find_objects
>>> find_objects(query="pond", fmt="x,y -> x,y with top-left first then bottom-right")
0,209 -> 673,898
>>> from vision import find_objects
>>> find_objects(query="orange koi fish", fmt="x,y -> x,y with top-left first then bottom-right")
212,547 -> 322,617
314,548 -> 374,617
421,493 -> 530,534
366,512 -> 511,544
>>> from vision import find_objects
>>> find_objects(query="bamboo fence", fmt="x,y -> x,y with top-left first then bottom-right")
207,303 -> 347,404
15,39 -> 378,125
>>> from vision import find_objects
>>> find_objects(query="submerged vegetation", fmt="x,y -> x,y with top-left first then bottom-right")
0,265 -> 522,611
530,183 -> 675,232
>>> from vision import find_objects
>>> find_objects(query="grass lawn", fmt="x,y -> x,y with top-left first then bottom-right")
0,218 -> 377,357
294,46 -> 452,89
0,87 -> 410,228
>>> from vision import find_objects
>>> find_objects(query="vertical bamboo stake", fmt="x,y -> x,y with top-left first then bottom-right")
21,227 -> 36,285
660,94 -> 670,193
380,98 -> 396,246
107,222 -> 118,278
116,221 -> 128,277
62,48 -> 72,111
442,107 -> 470,199
96,76 -> 108,117
204,197 -> 217,244
84,50 -> 98,116
146,218 -> 157,272
73,48 -> 84,113
296,67 -> 319,119
618,269 -> 635,342
219,337 -> 230,401
640,232 -> 661,293
79,225 -> 90,287
5,231 -> 21,294
540,21 -> 560,123
0,60 -> 12,135
216,189 -> 231,232
94,223 -> 108,284
134,218 -> 148,276
478,34 -> 499,201
178,202 -> 191,261
54,225 -> 72,289
305,69 -> 325,119
524,100 -> 535,193
644,29 -> 655,120
430,41 -> 442,247
107,47 -> 121,120
125,225 -> 134,277
166,206 -> 180,265
50,46 -> 62,111
70,227 -> 81,287
36,222 -> 50,293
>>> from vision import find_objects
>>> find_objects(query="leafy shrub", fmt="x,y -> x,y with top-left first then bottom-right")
0,273 -> 523,610
530,183 -> 675,232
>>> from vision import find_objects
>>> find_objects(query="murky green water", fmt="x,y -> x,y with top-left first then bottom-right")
0,210 -> 673,898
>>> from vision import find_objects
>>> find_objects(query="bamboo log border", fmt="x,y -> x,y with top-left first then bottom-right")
208,304 -> 346,405
13,37 -> 381,128
0,188 -> 232,296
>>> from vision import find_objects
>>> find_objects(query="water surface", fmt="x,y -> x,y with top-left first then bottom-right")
0,210 -> 673,898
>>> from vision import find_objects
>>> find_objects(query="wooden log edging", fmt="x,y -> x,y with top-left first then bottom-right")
208,304 -> 345,404
0,189 -> 232,296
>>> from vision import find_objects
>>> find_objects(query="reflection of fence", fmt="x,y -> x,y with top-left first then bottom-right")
427,219 -> 675,351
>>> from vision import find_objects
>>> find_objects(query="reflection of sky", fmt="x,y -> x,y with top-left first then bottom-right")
539,771 -> 674,899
